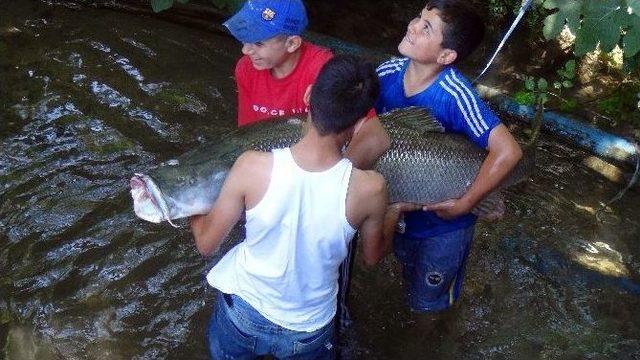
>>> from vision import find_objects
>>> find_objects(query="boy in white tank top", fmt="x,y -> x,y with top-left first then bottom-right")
190,55 -> 416,359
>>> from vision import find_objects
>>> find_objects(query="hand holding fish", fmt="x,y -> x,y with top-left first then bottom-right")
382,202 -> 424,249
422,197 -> 473,220
391,202 -> 424,214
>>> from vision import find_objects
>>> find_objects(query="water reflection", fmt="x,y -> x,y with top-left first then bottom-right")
1,1 -> 639,359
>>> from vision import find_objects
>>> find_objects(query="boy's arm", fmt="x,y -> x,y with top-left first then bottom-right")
190,153 -> 253,256
357,173 -> 391,266
423,124 -> 522,219
345,114 -> 391,170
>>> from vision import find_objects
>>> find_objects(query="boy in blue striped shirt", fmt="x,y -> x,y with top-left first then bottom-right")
376,0 -> 522,312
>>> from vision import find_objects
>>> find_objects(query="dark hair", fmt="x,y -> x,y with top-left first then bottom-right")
309,55 -> 379,135
425,0 -> 485,64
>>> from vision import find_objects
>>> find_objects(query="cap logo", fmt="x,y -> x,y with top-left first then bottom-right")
262,8 -> 276,21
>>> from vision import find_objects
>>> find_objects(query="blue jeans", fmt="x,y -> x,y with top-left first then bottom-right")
393,225 -> 475,312
208,292 -> 336,359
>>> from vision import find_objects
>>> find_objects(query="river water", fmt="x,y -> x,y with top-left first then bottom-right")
1,1 -> 639,359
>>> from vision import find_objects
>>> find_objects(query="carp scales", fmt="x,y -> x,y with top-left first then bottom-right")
130,107 -> 532,226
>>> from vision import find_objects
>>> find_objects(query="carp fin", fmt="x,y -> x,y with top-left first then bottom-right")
381,106 -> 445,134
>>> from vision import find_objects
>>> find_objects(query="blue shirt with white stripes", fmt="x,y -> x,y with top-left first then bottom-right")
376,58 -> 501,237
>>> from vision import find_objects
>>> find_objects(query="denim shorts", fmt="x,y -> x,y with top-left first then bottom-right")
393,225 -> 475,312
208,291 -> 336,359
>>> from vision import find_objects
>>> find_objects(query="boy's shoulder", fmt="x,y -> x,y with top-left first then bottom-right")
376,57 -> 409,78
349,168 -> 386,201
297,41 -> 333,72
303,41 -> 333,59
430,67 -> 484,103
435,67 -> 474,90
433,67 -> 501,141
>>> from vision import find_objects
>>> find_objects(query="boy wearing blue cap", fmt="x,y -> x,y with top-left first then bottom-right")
223,0 -> 390,170
376,0 -> 522,312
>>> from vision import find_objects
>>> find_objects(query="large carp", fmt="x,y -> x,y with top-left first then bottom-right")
130,107 -> 532,226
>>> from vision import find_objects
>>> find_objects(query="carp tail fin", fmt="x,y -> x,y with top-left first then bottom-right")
472,192 -> 506,221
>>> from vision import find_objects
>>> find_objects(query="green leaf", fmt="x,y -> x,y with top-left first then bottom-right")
151,0 -> 173,12
543,0 -> 583,39
514,90 -> 536,106
525,79 -> 536,91
563,80 -> 574,88
624,14 -> 640,57
540,93 -> 549,104
575,0 -> 628,55
565,59 -> 576,75
538,78 -> 548,91
554,81 -> 562,89
543,1 -> 633,56
629,0 -> 640,15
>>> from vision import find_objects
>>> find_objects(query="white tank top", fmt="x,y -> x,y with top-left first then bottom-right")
207,147 -> 357,332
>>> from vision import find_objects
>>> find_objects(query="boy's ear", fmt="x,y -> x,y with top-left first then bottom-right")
437,49 -> 458,66
285,35 -> 303,53
303,84 -> 312,106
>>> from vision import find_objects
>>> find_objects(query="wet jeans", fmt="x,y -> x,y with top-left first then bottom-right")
208,292 -> 336,359
394,225 -> 475,312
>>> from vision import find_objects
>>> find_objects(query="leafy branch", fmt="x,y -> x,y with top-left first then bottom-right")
541,0 -> 640,59
519,60 -> 577,145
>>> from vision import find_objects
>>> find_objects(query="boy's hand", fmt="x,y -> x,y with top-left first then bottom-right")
390,202 -> 423,213
422,198 -> 473,219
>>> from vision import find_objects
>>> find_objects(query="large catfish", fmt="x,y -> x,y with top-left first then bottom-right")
130,107 -> 532,226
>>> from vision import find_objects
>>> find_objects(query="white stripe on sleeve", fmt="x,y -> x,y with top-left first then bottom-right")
439,80 -> 482,137
449,70 -> 489,130
444,75 -> 485,135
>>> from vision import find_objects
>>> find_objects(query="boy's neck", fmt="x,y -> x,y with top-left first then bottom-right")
291,125 -> 346,172
271,45 -> 303,79
403,60 -> 446,97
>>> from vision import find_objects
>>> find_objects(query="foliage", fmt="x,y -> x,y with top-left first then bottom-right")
540,0 -> 640,59
151,0 -> 243,13
521,60 -> 576,105
487,0 -> 522,18
559,98 -> 578,112
514,90 -> 536,106
519,59 -> 577,144
486,0 -> 547,33
552,59 -> 576,92
596,81 -> 640,123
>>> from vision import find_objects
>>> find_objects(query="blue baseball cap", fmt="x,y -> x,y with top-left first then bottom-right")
223,0 -> 308,43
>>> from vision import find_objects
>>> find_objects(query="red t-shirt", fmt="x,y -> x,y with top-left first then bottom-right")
235,42 -> 376,126
235,42 -> 333,126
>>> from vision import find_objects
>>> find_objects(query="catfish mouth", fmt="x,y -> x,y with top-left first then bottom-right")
130,173 -> 179,228
129,175 -> 146,191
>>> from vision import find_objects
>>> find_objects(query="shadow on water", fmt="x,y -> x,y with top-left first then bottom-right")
1,1 -> 639,359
